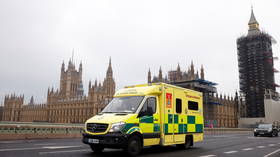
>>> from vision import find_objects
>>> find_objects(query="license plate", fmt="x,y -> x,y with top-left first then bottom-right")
259,132 -> 264,134
88,139 -> 99,144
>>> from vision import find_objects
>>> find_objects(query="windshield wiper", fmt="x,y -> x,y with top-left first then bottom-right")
117,111 -> 133,113
101,112 -> 114,113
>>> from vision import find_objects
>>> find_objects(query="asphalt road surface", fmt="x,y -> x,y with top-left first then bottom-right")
0,133 -> 280,157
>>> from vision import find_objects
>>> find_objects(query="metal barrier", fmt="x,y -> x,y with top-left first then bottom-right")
0,126 -> 83,134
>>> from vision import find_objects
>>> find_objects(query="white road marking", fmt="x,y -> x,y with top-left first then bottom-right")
34,143 -> 56,146
257,146 -> 265,148
39,149 -> 90,155
199,155 -> 216,157
224,151 -> 238,154
248,137 -> 266,139
0,141 -> 19,144
242,148 -> 253,151
264,148 -> 280,157
269,144 -> 275,147
0,145 -> 84,152
42,145 -> 83,149
0,147 -> 44,152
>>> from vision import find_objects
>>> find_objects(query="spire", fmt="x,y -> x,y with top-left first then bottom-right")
106,57 -> 113,78
159,67 -> 163,81
248,6 -> 260,36
191,60 -> 194,75
148,68 -> 151,83
29,96 -> 34,105
61,61 -> 65,72
68,57 -> 74,70
89,80 -> 92,89
200,64 -> 205,80
177,63 -> 181,72
79,61 -> 82,72
248,6 -> 258,25
94,79 -> 98,87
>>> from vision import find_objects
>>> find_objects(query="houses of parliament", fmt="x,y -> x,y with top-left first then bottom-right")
0,59 -> 240,127
1,58 -> 115,123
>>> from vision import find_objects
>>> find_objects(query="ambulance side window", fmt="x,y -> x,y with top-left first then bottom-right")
139,97 -> 156,117
188,101 -> 198,110
176,98 -> 182,113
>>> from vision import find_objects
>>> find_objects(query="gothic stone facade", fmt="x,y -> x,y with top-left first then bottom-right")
148,62 -> 239,128
2,58 -> 115,123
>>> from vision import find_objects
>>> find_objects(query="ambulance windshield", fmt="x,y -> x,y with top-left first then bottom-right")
102,96 -> 144,113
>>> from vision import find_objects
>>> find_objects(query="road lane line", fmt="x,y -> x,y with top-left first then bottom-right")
224,151 -> 238,154
43,145 -> 83,149
257,146 -> 265,148
0,147 -> 44,152
242,148 -> 253,151
269,144 -> 275,147
0,141 -> 19,144
34,143 -> 56,146
39,149 -> 90,155
199,155 -> 216,157
264,148 -> 280,157
0,145 -> 84,152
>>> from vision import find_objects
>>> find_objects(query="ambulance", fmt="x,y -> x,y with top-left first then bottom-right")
82,83 -> 204,156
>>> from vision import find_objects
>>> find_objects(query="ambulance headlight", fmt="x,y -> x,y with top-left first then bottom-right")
109,122 -> 125,132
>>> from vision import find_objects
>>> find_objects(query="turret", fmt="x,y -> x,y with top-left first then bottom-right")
177,63 -> 181,72
61,61 -> 65,72
158,67 -> 163,82
79,61 -> 82,73
190,60 -> 194,75
29,96 -> 34,105
94,79 -> 98,87
106,57 -> 113,78
200,65 -> 205,80
89,80 -> 92,89
148,68 -> 151,83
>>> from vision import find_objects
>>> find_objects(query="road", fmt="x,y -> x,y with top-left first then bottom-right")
0,133 -> 280,157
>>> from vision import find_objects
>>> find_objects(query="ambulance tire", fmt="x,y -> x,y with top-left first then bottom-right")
126,136 -> 142,156
177,135 -> 192,149
90,145 -> 104,153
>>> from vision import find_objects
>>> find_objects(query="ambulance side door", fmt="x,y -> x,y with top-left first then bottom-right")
173,90 -> 186,142
163,88 -> 174,144
138,96 -> 160,146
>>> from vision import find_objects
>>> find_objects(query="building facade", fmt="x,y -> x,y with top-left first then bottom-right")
237,9 -> 277,118
0,106 -> 3,121
2,58 -> 115,123
148,62 -> 240,128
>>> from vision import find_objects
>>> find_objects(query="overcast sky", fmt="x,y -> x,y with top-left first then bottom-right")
0,0 -> 279,104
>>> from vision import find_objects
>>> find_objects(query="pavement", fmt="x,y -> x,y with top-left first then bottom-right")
0,133 -> 280,157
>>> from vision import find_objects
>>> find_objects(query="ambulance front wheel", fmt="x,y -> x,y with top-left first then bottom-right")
90,145 -> 104,153
177,135 -> 192,149
126,136 -> 142,156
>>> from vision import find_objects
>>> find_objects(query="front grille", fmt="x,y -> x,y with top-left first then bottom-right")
87,123 -> 108,133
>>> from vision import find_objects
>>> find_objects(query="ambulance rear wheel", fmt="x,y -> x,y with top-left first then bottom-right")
177,136 -> 192,149
126,136 -> 142,156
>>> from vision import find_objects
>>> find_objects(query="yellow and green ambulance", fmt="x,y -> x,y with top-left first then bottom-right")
82,83 -> 204,156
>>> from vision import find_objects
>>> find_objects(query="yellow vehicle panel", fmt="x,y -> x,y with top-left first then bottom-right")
84,83 -> 204,148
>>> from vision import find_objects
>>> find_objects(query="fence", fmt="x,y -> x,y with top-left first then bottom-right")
0,122 -> 252,140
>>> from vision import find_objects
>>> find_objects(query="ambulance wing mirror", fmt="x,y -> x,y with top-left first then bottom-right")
138,110 -> 145,118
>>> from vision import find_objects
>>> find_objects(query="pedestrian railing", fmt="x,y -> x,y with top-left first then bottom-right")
0,126 -> 83,134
